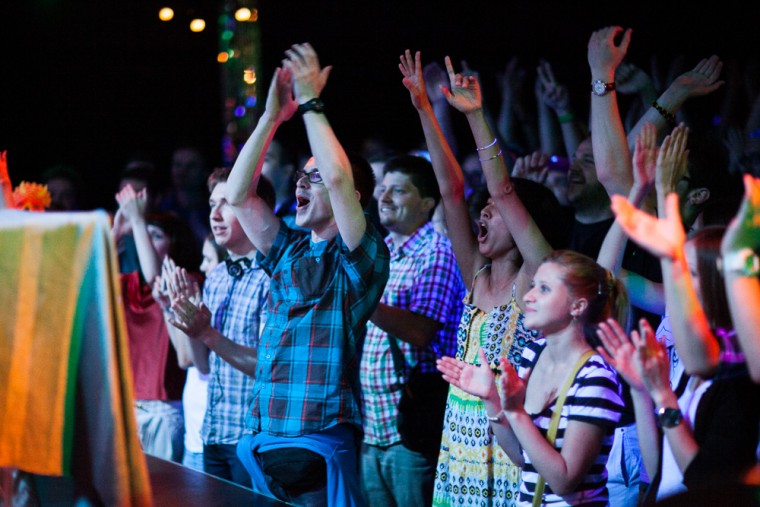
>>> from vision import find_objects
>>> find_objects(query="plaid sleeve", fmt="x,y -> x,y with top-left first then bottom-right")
257,219 -> 297,277
408,241 -> 462,325
342,219 -> 390,302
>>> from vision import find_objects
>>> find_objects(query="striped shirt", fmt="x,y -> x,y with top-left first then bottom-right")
201,260 -> 269,445
360,222 -> 465,446
518,339 -> 624,506
249,218 -> 390,437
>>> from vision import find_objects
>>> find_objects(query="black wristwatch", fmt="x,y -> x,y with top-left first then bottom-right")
297,98 -> 325,115
591,79 -> 615,96
656,407 -> 682,428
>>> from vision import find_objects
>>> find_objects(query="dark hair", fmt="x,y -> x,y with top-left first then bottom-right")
145,211 -> 202,271
688,226 -> 731,330
346,151 -> 375,210
467,177 -> 571,251
543,250 -> 630,346
206,167 -> 276,211
383,154 -> 441,210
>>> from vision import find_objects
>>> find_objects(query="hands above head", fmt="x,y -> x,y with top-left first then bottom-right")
654,122 -> 689,196
671,55 -> 724,100
587,26 -> 632,80
441,56 -> 482,115
497,56 -> 526,103
498,362 -> 529,414
615,61 -> 655,97
399,49 -> 432,111
631,121 -> 658,193
721,174 -> 760,254
611,191 -> 686,261
115,184 -> 148,224
423,60 -> 448,103
282,43 -> 332,104
536,60 -> 571,114
436,348 -> 498,401
264,66 -> 298,124
596,317 -> 652,393
512,150 -> 550,184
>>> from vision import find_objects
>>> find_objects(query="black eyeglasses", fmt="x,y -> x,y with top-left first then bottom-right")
293,169 -> 323,184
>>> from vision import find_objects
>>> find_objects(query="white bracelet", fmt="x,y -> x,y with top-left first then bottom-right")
487,411 -> 503,423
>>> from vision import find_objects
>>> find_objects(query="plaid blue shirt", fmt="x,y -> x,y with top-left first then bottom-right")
249,218 -> 390,437
360,222 -> 465,445
201,260 -> 269,445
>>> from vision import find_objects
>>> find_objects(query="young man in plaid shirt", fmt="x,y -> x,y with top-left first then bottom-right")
172,43 -> 389,506
360,154 -> 465,506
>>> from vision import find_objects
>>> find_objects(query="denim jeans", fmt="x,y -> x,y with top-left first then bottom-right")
606,423 -> 648,507
182,450 -> 204,472
360,442 -> 436,507
204,443 -> 252,488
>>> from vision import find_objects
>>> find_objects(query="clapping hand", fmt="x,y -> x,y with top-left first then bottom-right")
596,317 -> 652,392
282,43 -> 332,104
437,348 -> 498,401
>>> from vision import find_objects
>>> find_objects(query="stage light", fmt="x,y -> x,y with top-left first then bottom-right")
217,52 -> 230,63
235,8 -> 251,21
158,7 -> 174,21
189,18 -> 206,32
243,68 -> 256,85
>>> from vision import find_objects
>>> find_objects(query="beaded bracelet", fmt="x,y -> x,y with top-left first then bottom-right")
479,149 -> 503,162
476,138 -> 498,151
557,112 -> 575,124
652,101 -> 676,125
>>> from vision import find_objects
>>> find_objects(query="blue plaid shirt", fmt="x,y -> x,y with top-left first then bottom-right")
249,218 -> 390,437
360,222 -> 465,445
201,260 -> 269,445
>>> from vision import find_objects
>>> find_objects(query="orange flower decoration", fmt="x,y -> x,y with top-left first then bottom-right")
13,181 -> 51,211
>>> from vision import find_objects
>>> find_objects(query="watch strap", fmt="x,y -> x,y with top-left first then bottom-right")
297,98 -> 325,115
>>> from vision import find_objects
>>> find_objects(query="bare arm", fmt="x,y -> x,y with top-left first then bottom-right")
115,184 -> 161,283
370,304 -> 442,348
399,50 -> 485,281
226,67 -> 298,255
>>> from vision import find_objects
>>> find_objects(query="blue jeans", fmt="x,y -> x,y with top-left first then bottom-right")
606,423 -> 648,507
182,450 -> 204,472
360,442 -> 436,507
204,443 -> 252,488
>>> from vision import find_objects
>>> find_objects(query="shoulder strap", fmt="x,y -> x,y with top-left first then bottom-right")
387,335 -> 405,379
532,349 -> 595,507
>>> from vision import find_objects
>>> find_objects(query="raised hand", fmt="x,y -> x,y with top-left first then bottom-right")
282,42 -> 332,103
655,123 -> 690,196
499,362 -> 530,413
165,258 -> 201,305
441,56 -> 482,114
671,55 -> 725,100
169,296 -> 212,339
436,348 -> 497,400
596,317 -> 650,392
587,26 -> 632,80
615,61 -> 655,97
722,174 -> 760,254
399,49 -> 431,111
423,60 -> 448,102
536,60 -> 571,114
611,192 -> 686,260
264,66 -> 298,124
497,56 -> 526,103
115,184 -> 148,224
512,150 -> 550,184
631,121 -> 658,192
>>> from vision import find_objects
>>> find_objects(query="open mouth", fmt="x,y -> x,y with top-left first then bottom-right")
477,221 -> 488,242
296,195 -> 311,210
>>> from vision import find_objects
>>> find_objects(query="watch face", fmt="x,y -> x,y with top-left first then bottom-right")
658,407 -> 682,428
592,80 -> 607,96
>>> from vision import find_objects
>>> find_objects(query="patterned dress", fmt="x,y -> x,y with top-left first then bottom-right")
433,266 -> 537,507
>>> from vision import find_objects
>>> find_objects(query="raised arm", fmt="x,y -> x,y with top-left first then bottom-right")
535,60 -> 584,159
442,57 -> 552,283
284,43 -> 366,249
627,55 -> 724,147
115,184 -> 161,283
587,26 -> 634,198
721,174 -> 760,382
226,66 -> 298,255
399,50 -> 484,281
612,132 -> 721,377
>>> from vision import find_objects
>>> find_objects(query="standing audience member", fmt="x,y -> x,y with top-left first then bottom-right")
438,250 -> 627,506
360,154 -> 465,506
168,167 -> 275,487
400,50 -> 554,506
111,184 -> 200,463
171,44 -> 389,506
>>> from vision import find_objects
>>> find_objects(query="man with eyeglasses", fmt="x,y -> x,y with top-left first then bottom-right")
171,43 -> 389,506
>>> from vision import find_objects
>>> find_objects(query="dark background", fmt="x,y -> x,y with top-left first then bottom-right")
0,0 -> 756,209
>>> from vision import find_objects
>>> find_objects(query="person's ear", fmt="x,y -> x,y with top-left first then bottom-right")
570,298 -> 588,320
420,196 -> 435,215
